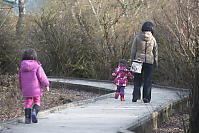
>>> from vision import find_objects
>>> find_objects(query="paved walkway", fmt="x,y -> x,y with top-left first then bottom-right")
1,78 -> 189,133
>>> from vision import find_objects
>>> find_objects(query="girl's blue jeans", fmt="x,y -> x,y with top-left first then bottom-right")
116,85 -> 125,95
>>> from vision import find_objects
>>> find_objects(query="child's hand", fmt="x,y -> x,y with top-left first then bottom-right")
46,86 -> 49,91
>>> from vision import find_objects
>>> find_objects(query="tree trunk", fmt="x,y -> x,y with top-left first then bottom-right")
16,0 -> 25,35
190,27 -> 199,133
191,105 -> 199,133
87,0 -> 102,31
190,72 -> 199,133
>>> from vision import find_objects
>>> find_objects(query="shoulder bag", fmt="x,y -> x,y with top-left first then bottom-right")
130,60 -> 143,73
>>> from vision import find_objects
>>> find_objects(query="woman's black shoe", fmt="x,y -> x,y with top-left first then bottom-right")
132,98 -> 137,102
143,98 -> 150,103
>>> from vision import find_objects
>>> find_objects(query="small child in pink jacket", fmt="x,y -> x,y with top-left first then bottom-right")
18,48 -> 50,124
112,59 -> 134,101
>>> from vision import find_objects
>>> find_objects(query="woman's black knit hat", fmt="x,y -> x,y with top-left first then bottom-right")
142,21 -> 154,35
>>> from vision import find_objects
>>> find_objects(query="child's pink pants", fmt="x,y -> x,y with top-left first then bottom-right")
25,96 -> 40,108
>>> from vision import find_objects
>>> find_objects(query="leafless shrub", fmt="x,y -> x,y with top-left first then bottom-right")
152,0 -> 198,132
0,10 -> 20,74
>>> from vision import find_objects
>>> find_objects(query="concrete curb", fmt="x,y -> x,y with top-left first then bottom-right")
118,96 -> 190,133
48,76 -> 191,92
48,76 -> 115,84
50,81 -> 114,94
118,128 -> 136,133
152,84 -> 190,92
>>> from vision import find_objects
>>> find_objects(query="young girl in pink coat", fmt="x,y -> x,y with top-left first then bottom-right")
18,48 -> 50,124
112,59 -> 134,101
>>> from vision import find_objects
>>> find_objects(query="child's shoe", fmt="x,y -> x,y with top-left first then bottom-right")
114,91 -> 120,99
120,95 -> 125,101
32,104 -> 40,123
25,108 -> 31,124
31,109 -> 38,123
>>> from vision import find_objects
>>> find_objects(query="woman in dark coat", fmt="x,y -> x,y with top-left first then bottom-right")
130,22 -> 158,103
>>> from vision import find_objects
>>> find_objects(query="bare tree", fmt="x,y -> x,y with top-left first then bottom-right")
154,0 -> 199,132
16,0 -> 25,35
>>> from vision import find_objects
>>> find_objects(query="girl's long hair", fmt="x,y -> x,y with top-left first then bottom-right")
22,48 -> 37,60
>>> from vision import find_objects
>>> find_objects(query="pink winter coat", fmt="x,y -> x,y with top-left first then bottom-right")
18,60 -> 50,97
112,65 -> 134,87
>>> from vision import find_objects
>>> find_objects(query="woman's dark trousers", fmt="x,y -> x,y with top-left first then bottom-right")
132,63 -> 153,102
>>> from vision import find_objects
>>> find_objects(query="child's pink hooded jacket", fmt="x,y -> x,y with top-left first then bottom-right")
112,65 -> 134,87
18,60 -> 50,97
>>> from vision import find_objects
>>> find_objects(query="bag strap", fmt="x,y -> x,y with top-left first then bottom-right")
145,41 -> 147,62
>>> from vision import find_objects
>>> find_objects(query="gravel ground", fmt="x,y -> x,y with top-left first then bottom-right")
152,112 -> 190,133
0,86 -> 100,122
